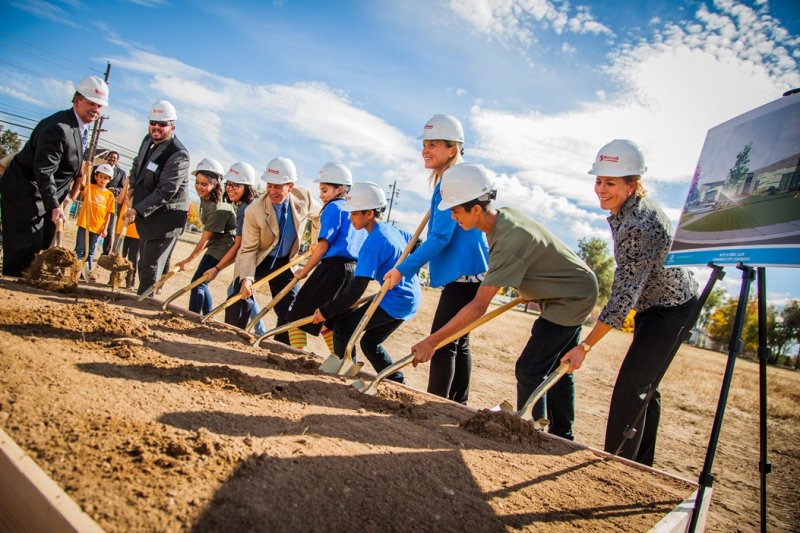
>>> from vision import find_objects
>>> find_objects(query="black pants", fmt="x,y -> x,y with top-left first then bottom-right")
427,281 -> 480,404
1,196 -> 55,277
225,255 -> 297,345
516,317 -> 581,440
604,296 -> 697,466
137,236 -> 178,295
333,304 -> 405,383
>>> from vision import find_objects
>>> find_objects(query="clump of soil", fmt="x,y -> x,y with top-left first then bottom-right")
97,252 -> 131,272
23,247 -> 80,291
462,408 -> 557,448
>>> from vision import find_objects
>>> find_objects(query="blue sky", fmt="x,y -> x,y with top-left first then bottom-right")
1,0 -> 798,303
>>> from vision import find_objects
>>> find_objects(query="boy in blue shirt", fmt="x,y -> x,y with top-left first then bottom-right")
312,181 -> 421,383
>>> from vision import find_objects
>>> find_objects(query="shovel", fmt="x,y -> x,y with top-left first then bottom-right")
353,295 -> 526,395
251,293 -> 376,347
320,209 -> 431,377
97,182 -> 131,275
492,362 -> 570,423
137,266 -> 181,301
244,273 -> 305,332
201,250 -> 312,324
78,178 -> 93,283
161,273 -> 210,311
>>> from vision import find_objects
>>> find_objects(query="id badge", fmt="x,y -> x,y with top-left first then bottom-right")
146,161 -> 159,172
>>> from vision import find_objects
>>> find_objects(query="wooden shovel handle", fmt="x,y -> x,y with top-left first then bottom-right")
161,273 -> 211,311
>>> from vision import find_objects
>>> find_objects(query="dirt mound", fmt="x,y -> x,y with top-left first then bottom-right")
23,247 -> 80,291
0,299 -> 150,340
0,280 -> 702,531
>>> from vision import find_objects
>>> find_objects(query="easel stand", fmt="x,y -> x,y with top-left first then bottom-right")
688,263 -> 772,532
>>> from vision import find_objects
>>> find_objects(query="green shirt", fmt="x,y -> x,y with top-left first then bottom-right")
200,199 -> 236,260
482,208 -> 598,326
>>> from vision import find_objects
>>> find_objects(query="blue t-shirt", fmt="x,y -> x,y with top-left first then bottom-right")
355,221 -> 421,321
320,198 -> 366,260
235,200 -> 250,236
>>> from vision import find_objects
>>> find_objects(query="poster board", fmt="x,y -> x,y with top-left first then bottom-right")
666,92 -> 800,267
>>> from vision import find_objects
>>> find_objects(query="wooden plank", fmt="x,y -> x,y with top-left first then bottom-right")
0,427 -> 104,533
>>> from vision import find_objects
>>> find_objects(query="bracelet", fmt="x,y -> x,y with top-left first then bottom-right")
213,265 -> 220,272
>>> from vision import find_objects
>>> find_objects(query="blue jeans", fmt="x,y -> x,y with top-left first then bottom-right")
515,317 -> 581,440
75,228 -> 101,270
333,304 -> 405,383
189,254 -> 218,315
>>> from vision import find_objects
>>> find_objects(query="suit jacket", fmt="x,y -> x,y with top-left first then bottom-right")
0,108 -> 83,216
235,187 -> 321,280
130,134 -> 190,240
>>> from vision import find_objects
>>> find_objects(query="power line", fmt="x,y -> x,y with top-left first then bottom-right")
0,32 -> 99,73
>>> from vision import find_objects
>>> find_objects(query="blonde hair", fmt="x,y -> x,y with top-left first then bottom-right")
429,140 -> 464,186
622,175 -> 647,198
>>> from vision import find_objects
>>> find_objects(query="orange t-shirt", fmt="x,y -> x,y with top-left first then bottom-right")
77,184 -> 116,234
115,204 -> 139,239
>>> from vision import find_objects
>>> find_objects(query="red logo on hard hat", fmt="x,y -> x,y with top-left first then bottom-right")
230,169 -> 240,175
152,109 -> 164,114
94,88 -> 107,97
268,168 -> 280,174
424,124 -> 434,130
599,155 -> 619,162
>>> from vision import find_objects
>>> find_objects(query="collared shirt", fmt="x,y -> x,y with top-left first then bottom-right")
598,195 -> 698,329
73,110 -> 91,154
267,199 -> 297,258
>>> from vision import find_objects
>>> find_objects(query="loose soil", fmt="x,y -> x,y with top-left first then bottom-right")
1,221 -> 799,531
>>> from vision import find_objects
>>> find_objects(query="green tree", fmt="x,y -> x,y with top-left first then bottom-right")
708,295 -> 759,357
698,287 -> 727,330
726,142 -> 752,190
0,124 -> 22,159
576,237 -> 614,306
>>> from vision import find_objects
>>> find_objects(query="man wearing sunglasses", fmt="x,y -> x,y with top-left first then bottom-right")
123,100 -> 190,296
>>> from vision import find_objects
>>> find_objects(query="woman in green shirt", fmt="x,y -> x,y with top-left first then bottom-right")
175,158 -> 236,314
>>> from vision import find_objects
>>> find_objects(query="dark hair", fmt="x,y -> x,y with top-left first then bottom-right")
107,151 -> 119,159
351,207 -> 384,219
320,182 -> 350,203
196,171 -> 223,203
224,184 -> 257,205
457,190 -> 496,212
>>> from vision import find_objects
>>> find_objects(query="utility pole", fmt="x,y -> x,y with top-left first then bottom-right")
86,61 -> 111,162
386,180 -> 399,225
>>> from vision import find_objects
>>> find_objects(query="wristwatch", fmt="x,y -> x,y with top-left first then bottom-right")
579,341 -> 592,353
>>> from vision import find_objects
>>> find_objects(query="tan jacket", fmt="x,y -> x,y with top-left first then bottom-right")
235,186 -> 320,280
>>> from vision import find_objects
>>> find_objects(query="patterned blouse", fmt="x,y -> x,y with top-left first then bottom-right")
598,194 -> 698,329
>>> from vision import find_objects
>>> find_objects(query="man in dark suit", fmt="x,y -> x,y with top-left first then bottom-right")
1,76 -> 109,276
96,150 -> 127,256
122,100 -> 189,295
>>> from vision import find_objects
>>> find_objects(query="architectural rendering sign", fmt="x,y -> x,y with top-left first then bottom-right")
667,92 -> 800,267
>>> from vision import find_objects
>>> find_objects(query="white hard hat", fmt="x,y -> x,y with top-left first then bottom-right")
76,76 -> 109,106
224,161 -> 256,186
588,139 -> 647,177
343,181 -> 388,212
192,158 -> 226,178
149,100 -> 177,121
438,163 -> 496,210
262,156 -> 297,185
94,163 -> 114,178
418,113 -> 464,143
315,162 -> 353,185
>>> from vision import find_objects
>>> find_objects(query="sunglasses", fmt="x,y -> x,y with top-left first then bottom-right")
149,120 -> 171,127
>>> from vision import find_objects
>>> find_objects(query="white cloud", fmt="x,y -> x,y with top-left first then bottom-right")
8,0 -> 79,27
461,0 -> 799,232
446,0 -> 613,55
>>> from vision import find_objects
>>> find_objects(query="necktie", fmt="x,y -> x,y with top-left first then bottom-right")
81,128 -> 89,154
271,204 -> 288,269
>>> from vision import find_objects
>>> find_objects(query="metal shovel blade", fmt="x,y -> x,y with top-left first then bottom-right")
351,354 -> 414,396
493,362 -> 570,422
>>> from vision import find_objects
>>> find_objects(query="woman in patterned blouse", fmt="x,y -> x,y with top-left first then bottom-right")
561,139 -> 698,466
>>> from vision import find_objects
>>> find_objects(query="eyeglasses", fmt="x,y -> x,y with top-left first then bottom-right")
225,182 -> 243,189
149,120 -> 171,127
